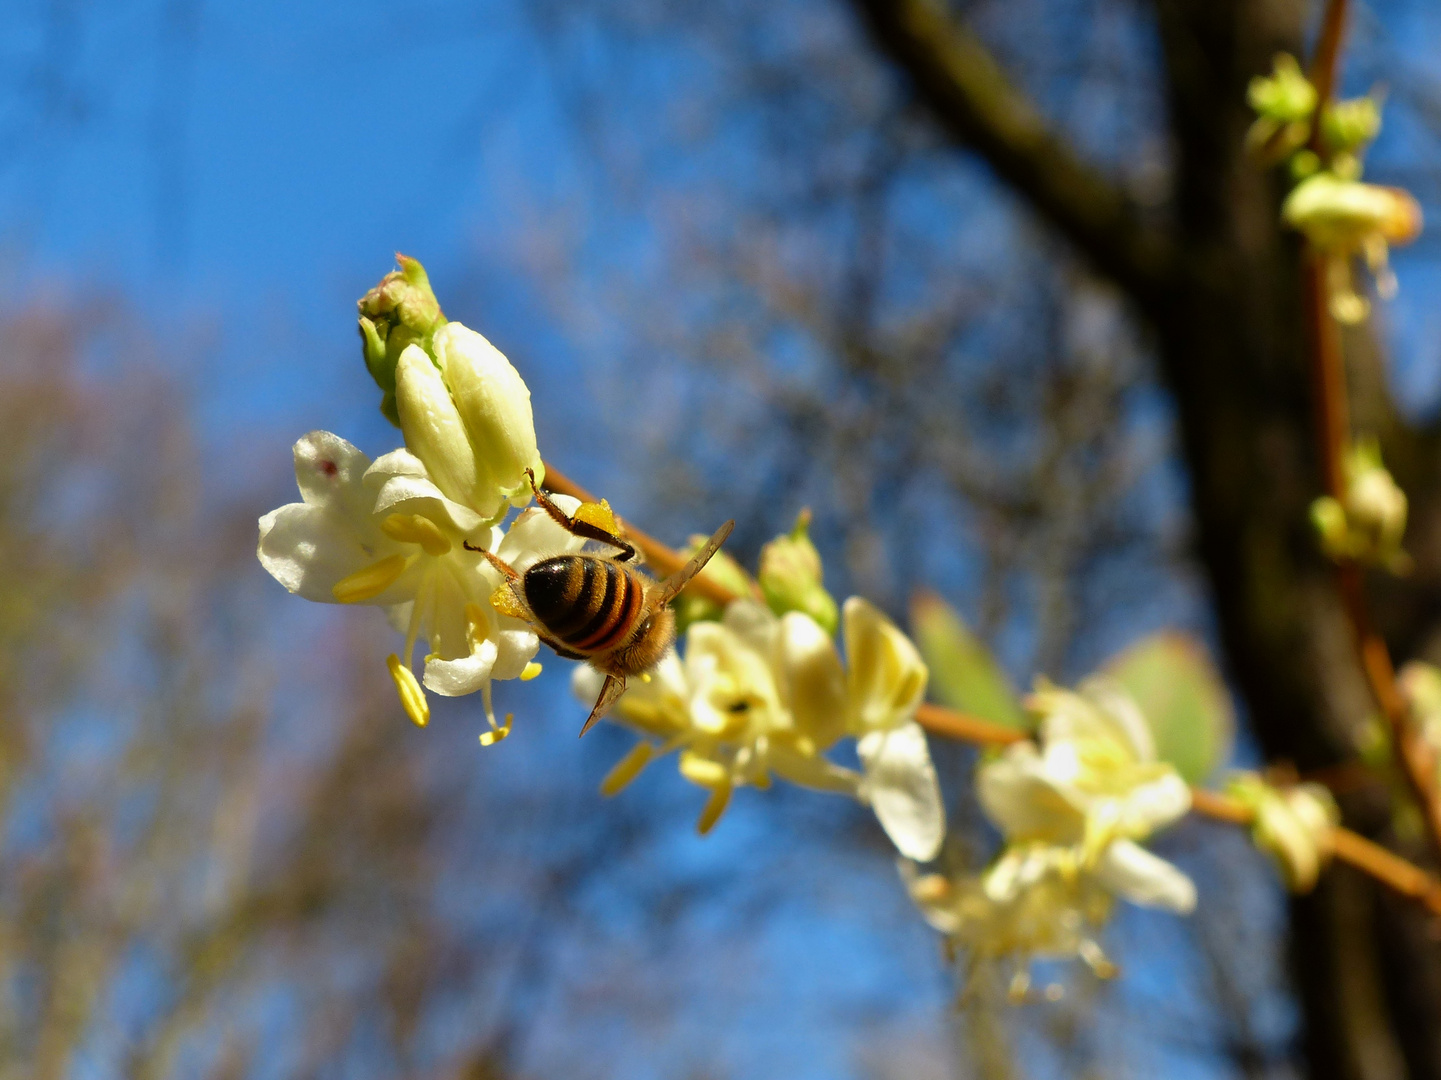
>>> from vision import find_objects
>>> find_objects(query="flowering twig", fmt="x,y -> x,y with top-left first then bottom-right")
537,459 -> 1441,915
1297,0 -> 1441,867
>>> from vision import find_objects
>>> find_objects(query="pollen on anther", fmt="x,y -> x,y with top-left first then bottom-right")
334,554 -> 409,604
520,662 -> 543,682
387,654 -> 429,728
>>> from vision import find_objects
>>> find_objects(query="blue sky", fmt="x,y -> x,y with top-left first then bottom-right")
15,0 -> 1430,1075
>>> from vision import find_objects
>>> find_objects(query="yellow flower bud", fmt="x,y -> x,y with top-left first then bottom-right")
759,508 -> 839,636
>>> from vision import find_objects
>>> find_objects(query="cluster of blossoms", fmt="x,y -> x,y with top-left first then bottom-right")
259,258 -> 581,743
257,255 -> 1361,1003
258,257 -> 946,856
576,593 -> 945,856
902,679 -> 1196,997
1245,58 -> 1418,575
1247,54 -> 1423,324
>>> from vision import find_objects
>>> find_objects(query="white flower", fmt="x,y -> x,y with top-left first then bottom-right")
392,321 -> 543,525
575,601 -> 862,834
901,852 -> 1117,1001
977,677 -> 1196,915
843,597 -> 945,862
258,431 -> 580,737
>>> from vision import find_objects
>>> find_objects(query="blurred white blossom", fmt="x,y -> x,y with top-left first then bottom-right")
978,677 -> 1196,914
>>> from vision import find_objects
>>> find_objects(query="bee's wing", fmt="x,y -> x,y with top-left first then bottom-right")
579,673 -> 628,737
653,519 -> 736,607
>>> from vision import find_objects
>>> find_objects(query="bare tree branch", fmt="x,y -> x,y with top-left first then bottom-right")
849,0 -> 1176,304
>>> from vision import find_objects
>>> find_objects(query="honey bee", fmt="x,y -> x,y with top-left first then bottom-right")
477,471 -> 735,736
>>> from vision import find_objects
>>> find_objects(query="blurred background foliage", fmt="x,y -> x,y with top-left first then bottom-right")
5,0 -> 1441,1077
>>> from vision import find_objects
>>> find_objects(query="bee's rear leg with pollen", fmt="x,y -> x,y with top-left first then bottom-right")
526,468 -> 637,562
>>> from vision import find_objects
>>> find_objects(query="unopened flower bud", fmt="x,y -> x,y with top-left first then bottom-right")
358,255 -> 447,424
1227,773 -> 1338,893
432,322 -> 543,510
1283,173 -> 1422,251
1400,662 -> 1441,775
1245,55 -> 1317,164
1323,96 -> 1382,155
394,344 -> 480,509
759,509 -> 838,636
1248,55 -> 1317,124
1311,439 -> 1410,573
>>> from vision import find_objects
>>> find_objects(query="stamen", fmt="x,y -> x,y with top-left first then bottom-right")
520,662 -> 543,682
480,714 -> 513,747
380,512 -> 452,556
640,672 -> 652,684
403,573 -> 430,667
478,683 -> 515,748
387,654 -> 429,728
600,742 -> 655,796
696,781 -> 733,835
464,602 -> 490,651
679,751 -> 729,789
332,554 -> 408,603
1078,939 -> 1117,979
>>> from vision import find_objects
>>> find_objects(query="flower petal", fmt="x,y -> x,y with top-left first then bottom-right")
1094,839 -> 1196,914
1117,770 -> 1192,835
976,743 -> 1085,844
766,742 -> 863,796
424,637 -> 499,696
434,322 -> 542,507
843,597 -> 928,735
258,502 -> 413,605
858,722 -> 945,861
292,431 -> 376,514
395,344 -> 489,515
775,611 -> 847,749
490,616 -> 541,681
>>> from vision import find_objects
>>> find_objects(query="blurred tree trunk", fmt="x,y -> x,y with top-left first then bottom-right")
851,1 -> 1441,1077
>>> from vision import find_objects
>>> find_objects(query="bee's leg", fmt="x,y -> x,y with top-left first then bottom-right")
526,468 -> 638,562
471,545 -> 521,584
580,673 -> 627,737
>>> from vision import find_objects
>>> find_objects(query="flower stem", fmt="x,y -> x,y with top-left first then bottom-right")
1297,0 -> 1441,867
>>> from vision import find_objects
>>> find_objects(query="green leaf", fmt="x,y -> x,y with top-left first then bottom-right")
909,591 -> 1027,730
1103,632 -> 1234,783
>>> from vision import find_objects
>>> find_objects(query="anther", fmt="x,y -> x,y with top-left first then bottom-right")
387,654 -> 430,727
333,554 -> 409,603
479,714 -> 513,747
696,781 -> 733,835
380,513 -> 452,556
600,742 -> 655,797
520,662 -> 543,682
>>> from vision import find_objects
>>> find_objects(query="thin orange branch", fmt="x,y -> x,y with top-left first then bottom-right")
1297,0 -> 1441,865
541,464 -> 742,607
537,457 -> 1441,914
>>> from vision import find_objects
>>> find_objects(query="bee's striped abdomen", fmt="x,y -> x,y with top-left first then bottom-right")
523,556 -> 643,655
